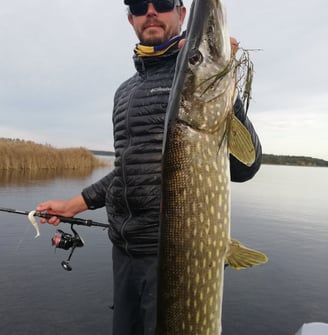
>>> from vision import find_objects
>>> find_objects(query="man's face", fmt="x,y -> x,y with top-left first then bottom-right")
128,3 -> 186,46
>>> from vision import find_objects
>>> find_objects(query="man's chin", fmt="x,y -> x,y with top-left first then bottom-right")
141,38 -> 165,46
140,32 -> 166,46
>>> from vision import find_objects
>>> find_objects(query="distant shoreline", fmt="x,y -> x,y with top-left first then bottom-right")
1,137 -> 326,169
261,154 -> 328,167
90,150 -> 328,168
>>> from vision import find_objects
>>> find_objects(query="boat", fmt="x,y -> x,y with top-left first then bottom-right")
295,323 -> 328,335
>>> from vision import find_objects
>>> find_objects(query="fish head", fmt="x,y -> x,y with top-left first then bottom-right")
170,0 -> 236,134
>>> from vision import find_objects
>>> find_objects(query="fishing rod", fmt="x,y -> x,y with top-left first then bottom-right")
0,207 -> 109,228
0,206 -> 109,271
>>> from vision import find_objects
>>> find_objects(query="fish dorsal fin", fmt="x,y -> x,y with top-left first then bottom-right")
228,114 -> 256,166
226,239 -> 268,270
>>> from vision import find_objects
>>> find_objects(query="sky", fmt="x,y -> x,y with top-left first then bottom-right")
1,0 -> 327,160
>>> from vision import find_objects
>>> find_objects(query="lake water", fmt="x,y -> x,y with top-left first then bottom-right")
0,162 -> 327,335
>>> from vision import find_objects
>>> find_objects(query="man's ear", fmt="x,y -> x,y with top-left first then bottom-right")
128,13 -> 134,26
179,7 -> 187,26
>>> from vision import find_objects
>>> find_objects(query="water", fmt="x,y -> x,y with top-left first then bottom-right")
0,163 -> 327,335
226,165 -> 328,334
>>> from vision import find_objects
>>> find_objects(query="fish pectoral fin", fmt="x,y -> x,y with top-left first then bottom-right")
226,239 -> 268,270
228,115 -> 256,167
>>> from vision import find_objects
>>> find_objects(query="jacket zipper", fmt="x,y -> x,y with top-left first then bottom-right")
120,75 -> 144,256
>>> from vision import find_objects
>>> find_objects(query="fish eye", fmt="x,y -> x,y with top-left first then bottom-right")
189,49 -> 203,66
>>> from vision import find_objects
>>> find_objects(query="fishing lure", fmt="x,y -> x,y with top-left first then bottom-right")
27,210 -> 40,238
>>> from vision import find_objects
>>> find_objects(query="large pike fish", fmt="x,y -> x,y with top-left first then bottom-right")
156,0 -> 268,334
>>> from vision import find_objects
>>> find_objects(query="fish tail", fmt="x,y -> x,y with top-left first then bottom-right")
226,239 -> 268,270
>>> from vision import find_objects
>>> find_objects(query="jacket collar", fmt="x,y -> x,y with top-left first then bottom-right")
133,32 -> 185,73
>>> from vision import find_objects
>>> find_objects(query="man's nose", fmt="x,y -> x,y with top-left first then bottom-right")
145,3 -> 158,16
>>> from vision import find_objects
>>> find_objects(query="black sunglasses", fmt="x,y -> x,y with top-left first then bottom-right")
126,0 -> 183,17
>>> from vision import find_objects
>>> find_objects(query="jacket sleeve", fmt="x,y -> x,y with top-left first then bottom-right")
81,169 -> 116,209
230,96 -> 262,182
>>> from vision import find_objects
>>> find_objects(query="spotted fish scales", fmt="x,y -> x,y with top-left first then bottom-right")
156,0 -> 267,334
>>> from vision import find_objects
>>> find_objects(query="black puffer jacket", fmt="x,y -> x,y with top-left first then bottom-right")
82,43 -> 262,256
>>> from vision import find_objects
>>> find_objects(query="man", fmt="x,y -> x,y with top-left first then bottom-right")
37,1 -> 262,334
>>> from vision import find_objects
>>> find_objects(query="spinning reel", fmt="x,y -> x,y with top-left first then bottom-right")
51,225 -> 84,271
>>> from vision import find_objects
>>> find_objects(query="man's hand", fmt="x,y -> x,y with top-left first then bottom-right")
230,37 -> 239,56
36,195 -> 88,226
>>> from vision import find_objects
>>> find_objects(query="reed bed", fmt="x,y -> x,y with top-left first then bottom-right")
0,138 -> 108,170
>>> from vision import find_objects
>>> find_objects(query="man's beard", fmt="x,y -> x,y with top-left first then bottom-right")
138,19 -> 169,46
139,36 -> 166,46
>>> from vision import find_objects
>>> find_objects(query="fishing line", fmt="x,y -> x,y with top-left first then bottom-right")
15,223 -> 30,253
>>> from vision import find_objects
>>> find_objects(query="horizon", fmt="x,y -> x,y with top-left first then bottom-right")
2,137 -> 328,163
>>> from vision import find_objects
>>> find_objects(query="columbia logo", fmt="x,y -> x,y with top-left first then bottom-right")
150,87 -> 171,93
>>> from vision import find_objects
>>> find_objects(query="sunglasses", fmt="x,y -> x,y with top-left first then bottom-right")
127,0 -> 183,17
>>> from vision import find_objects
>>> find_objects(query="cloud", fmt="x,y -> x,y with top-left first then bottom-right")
252,93 -> 328,159
0,0 -> 327,160
0,0 -> 135,150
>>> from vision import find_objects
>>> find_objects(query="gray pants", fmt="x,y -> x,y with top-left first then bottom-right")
112,246 -> 158,335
